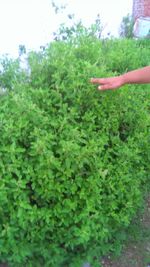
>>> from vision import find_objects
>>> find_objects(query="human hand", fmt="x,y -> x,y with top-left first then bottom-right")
90,76 -> 125,91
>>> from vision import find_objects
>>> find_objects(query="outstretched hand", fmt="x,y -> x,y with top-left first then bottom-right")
90,76 -> 125,91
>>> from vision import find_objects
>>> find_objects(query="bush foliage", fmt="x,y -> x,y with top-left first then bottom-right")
0,24 -> 150,266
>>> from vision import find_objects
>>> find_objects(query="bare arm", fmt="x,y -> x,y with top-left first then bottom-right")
90,66 -> 150,91
122,66 -> 150,84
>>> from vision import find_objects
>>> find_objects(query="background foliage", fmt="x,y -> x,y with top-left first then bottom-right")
0,22 -> 150,267
119,14 -> 134,39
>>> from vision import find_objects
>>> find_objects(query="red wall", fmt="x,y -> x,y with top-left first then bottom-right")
133,0 -> 150,20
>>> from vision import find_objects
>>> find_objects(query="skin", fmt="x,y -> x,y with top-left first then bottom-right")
90,66 -> 150,91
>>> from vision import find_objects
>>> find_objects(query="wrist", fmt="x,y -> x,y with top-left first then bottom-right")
119,74 -> 127,86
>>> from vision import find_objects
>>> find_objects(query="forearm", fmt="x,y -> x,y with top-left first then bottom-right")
121,66 -> 150,85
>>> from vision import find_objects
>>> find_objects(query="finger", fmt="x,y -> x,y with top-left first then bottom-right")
98,84 -> 115,91
90,78 -> 106,84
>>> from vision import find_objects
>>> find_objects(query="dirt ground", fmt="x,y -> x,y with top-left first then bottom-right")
101,197 -> 150,267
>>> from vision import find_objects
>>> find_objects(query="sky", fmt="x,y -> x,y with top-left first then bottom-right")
0,0 -> 133,57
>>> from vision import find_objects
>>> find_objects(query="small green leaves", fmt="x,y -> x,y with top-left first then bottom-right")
0,27 -> 149,267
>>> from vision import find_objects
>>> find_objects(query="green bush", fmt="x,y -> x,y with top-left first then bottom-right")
0,27 -> 150,267
0,56 -> 27,90
119,14 -> 134,39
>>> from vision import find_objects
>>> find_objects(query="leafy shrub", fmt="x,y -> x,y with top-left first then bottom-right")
119,14 -> 134,39
101,38 -> 150,73
0,56 -> 27,90
0,27 -> 150,267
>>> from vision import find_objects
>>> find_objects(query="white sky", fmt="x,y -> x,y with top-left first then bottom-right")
0,0 -> 133,57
